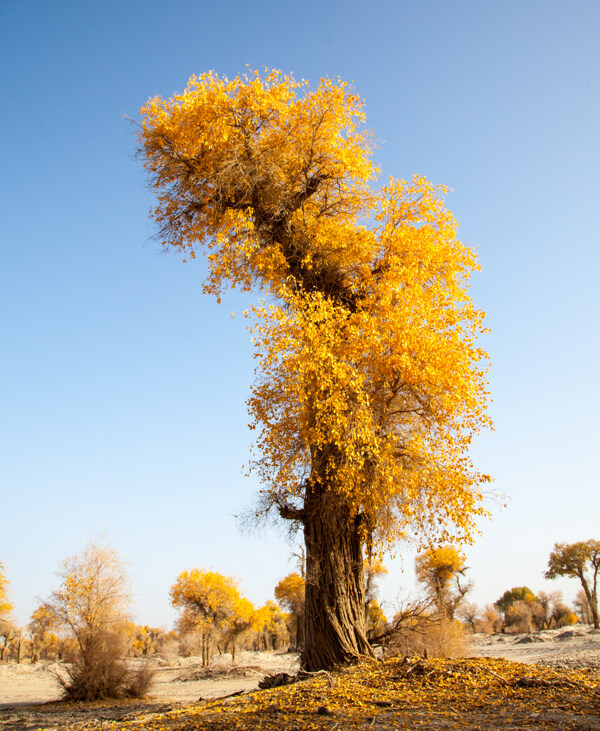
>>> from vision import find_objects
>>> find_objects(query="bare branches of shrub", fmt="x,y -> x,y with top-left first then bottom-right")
374,595 -> 467,659
54,631 -> 154,701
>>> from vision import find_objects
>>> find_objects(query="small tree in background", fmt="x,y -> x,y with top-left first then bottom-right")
364,558 -> 387,605
127,624 -> 165,657
366,599 -> 388,639
495,587 -> 535,617
364,558 -> 388,639
547,591 -> 578,628
545,540 -> 600,628
252,601 -> 289,650
504,600 -> 536,633
222,596 -> 254,661
479,604 -> 503,634
0,563 -> 15,664
45,539 -> 152,700
415,546 -> 470,620
170,568 -> 253,665
274,572 -> 305,649
531,591 -> 552,631
29,604 -> 61,662
0,620 -> 17,662
457,602 -> 480,633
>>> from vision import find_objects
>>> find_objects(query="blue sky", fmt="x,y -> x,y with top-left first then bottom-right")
1,0 -> 599,628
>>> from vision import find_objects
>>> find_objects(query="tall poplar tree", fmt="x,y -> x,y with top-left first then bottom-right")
138,70 -> 492,670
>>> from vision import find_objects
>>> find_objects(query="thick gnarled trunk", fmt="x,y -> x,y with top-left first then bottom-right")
301,487 -> 373,671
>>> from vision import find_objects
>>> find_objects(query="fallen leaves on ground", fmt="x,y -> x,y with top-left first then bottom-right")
5,657 -> 600,730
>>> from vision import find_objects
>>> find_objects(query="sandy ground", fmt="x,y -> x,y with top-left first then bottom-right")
0,630 -> 598,729
0,651 -> 300,730
468,624 -> 600,668
0,650 -> 300,708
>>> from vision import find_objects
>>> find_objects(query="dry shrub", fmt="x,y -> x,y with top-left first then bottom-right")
504,600 -> 535,634
157,635 -> 180,664
384,609 -> 467,659
126,660 -> 156,697
58,631 -> 155,701
476,604 -> 502,634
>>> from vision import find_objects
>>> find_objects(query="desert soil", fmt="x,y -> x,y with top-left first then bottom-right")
469,625 -> 600,668
0,650 -> 300,730
0,628 -> 599,730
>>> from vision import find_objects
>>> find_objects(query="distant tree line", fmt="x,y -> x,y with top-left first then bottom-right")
0,537 -> 597,699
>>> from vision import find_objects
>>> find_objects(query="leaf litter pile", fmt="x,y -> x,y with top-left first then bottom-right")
4,657 -> 600,730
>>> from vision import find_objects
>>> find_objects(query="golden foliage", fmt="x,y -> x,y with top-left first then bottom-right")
364,556 -> 387,601
415,546 -> 466,588
251,600 -> 289,649
0,562 -> 13,619
546,540 -> 600,628
29,603 -> 61,660
47,540 -> 131,638
365,598 -> 387,637
415,545 -> 469,620
495,586 -> 536,615
139,69 -> 492,552
56,656 -> 600,729
170,568 -> 254,636
274,572 -> 305,614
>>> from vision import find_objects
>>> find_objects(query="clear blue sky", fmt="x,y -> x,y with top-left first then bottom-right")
1,0 -> 599,628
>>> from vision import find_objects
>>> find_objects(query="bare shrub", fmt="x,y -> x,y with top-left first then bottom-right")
457,602 -> 480,633
477,604 -> 502,634
387,616 -> 466,658
126,660 -> 156,698
57,631 -> 155,701
156,635 -> 180,664
379,597 -> 467,659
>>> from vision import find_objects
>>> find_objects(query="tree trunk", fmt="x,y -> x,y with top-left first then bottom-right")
202,634 -> 211,667
301,486 -> 373,671
579,576 -> 599,629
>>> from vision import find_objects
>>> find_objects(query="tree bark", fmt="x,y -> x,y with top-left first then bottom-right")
579,575 -> 600,629
301,485 -> 374,671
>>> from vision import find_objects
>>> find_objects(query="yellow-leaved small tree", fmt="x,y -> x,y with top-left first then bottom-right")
251,601 -> 289,650
29,604 -> 60,662
415,546 -> 470,620
170,568 -> 253,664
545,540 -> 600,629
274,572 -> 305,648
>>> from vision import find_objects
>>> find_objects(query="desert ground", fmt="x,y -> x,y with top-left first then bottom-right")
469,624 -> 600,668
0,628 -> 599,729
